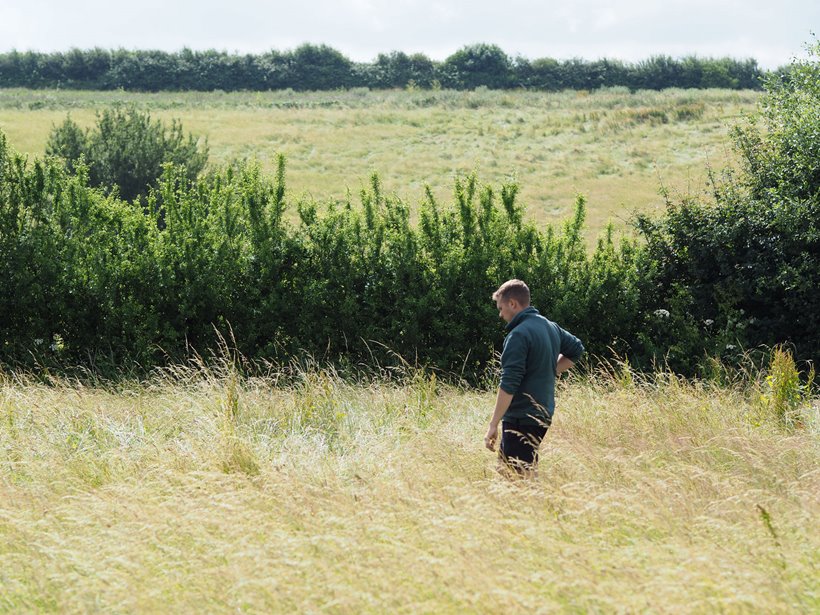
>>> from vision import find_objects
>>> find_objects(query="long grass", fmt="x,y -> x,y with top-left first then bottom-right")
0,87 -> 758,240
1,361 -> 816,613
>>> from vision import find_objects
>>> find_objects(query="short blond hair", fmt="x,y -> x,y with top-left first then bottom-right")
492,279 -> 531,306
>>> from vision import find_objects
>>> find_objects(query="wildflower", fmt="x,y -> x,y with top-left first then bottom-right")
653,309 -> 670,319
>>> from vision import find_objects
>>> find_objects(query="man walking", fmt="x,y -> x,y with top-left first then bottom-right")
484,279 -> 584,475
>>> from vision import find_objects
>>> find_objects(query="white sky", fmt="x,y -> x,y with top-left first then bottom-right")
1,0 -> 817,69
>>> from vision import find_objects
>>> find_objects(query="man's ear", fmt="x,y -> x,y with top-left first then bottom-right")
508,298 -> 518,311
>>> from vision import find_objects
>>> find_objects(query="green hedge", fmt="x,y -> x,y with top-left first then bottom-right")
0,132 -> 648,378
0,45 -> 765,92
1,129 -> 816,378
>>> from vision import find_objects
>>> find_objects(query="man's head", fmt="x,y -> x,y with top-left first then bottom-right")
492,279 -> 531,323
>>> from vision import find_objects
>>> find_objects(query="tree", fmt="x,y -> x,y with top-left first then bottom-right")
287,44 -> 355,90
523,57 -> 563,90
441,44 -> 513,89
632,55 -> 684,89
46,105 -> 209,202
371,51 -> 436,88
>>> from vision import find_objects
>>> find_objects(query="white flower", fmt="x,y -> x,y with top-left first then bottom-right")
653,309 -> 670,319
34,338 -> 44,346
704,319 -> 714,326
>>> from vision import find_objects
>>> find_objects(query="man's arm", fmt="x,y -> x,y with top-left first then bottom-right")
557,326 -> 584,373
488,330 -> 526,451
484,387 -> 513,451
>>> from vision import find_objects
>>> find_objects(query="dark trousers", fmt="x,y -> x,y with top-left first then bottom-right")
500,420 -> 549,473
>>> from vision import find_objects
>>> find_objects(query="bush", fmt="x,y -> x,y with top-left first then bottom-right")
0,132 -> 162,366
1,43 -> 815,379
287,44 -> 357,90
46,105 -> 208,202
635,41 -> 820,372
732,44 -> 820,202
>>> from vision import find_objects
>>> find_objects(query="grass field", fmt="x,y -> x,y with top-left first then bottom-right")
1,363 -> 817,613
0,87 -> 758,239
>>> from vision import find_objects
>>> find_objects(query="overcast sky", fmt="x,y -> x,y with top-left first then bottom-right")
2,0 -> 817,69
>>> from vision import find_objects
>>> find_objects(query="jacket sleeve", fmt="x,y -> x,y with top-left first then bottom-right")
558,326 -> 584,362
499,330 -> 527,394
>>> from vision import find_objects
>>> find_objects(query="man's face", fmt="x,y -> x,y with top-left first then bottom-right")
496,298 -> 518,323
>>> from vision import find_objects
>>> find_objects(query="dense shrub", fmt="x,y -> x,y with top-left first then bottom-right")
46,106 -> 209,202
634,41 -> 820,372
370,51 -> 437,89
0,135 -> 160,364
287,44 -> 358,91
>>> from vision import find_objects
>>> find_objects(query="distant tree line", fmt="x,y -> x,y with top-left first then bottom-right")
0,44 -> 768,92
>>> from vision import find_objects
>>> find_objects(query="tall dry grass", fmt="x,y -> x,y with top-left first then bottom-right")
0,362 -> 817,613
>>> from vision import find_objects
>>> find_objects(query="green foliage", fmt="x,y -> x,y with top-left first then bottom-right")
635,189 -> 819,372
0,131 -> 160,365
370,51 -> 437,88
0,126 -> 643,378
732,42 -> 820,202
0,47 -> 765,92
439,44 -> 513,89
635,41 -> 820,373
46,105 -> 208,202
287,44 -> 357,90
1,42 -> 816,378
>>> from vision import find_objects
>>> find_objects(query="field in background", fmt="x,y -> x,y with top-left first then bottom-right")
1,366 -> 817,612
0,87 -> 758,239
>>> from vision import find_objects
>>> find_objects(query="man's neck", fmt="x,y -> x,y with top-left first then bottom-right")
507,305 -> 535,328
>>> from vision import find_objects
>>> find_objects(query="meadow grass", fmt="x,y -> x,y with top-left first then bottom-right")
1,362 -> 817,613
0,87 -> 758,239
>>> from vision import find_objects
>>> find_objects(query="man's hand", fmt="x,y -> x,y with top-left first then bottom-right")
485,388 -> 513,452
556,354 -> 575,376
484,422 -> 499,451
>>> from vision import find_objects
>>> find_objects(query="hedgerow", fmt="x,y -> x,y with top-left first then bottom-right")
0,45 -> 765,92
0,131 -> 647,378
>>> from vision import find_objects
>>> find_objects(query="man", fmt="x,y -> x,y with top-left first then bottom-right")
484,279 -> 584,475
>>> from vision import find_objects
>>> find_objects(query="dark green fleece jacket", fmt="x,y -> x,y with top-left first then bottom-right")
499,306 -> 584,425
